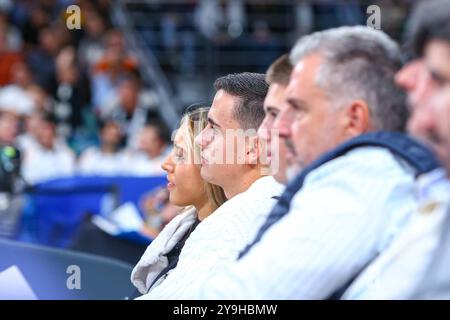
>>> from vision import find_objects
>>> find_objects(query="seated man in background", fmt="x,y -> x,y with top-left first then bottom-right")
198,26 -> 438,299
77,119 -> 126,176
135,72 -> 284,299
258,53 -> 292,185
21,113 -> 75,185
123,120 -> 171,176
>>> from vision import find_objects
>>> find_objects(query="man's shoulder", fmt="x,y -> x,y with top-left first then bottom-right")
222,176 -> 282,210
291,146 -> 416,207
308,146 -> 411,182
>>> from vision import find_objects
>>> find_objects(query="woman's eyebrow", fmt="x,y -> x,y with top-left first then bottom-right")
173,143 -> 182,150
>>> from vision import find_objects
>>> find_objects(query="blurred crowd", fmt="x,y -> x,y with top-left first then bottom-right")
135,0 -> 414,75
0,0 -> 172,188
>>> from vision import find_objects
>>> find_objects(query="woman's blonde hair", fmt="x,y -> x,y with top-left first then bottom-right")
178,105 -> 227,211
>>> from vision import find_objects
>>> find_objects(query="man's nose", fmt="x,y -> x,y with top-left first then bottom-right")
257,119 -> 272,141
194,129 -> 205,149
395,61 -> 420,91
273,107 -> 291,139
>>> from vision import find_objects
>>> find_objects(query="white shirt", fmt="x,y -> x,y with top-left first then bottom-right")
342,168 -> 450,300
77,147 -> 126,176
21,143 -> 76,185
199,147 -> 419,299
137,176 -> 284,299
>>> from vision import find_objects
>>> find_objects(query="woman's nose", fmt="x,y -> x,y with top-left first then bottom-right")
161,154 -> 174,172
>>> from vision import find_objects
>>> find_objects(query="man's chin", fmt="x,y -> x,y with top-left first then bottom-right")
285,165 -> 302,183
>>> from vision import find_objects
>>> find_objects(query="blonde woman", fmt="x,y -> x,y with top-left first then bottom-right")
131,104 -> 227,295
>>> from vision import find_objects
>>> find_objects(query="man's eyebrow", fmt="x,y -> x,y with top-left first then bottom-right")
286,98 -> 306,110
264,105 -> 280,114
208,116 -> 221,128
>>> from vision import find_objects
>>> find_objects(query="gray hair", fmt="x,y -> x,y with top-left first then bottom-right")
290,26 -> 408,132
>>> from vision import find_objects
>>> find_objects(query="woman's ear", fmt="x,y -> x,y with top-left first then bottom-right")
343,100 -> 372,138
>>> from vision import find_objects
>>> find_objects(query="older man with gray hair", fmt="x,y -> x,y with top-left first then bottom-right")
197,26 -> 439,299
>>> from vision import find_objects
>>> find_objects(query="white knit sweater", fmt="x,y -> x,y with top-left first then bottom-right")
133,176 -> 284,299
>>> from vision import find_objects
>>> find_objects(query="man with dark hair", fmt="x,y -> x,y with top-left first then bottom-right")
21,113 -> 75,184
258,54 -> 293,184
213,72 -> 267,130
136,73 -> 284,299
195,72 -> 272,199
397,0 -> 450,158
382,0 -> 450,299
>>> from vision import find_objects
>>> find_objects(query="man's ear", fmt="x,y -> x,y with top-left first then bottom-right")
343,100 -> 372,138
245,135 -> 260,166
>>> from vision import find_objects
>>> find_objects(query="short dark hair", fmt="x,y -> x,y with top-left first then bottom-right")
41,112 -> 58,126
214,72 -> 268,130
145,119 -> 171,144
266,54 -> 293,86
406,0 -> 450,59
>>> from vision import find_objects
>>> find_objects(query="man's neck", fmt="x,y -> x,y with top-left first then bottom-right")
223,168 -> 266,199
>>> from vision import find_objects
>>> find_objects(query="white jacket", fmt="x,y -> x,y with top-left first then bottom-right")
131,207 -> 198,294
134,176 -> 284,299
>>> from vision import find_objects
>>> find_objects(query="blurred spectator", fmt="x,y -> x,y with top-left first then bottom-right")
0,143 -> 24,239
293,0 -> 313,38
313,0 -> 363,31
380,0 -> 410,40
123,121 -> 171,176
10,61 -> 34,90
77,9 -> 109,70
101,75 -> 158,147
25,84 -> 53,113
16,111 -> 42,152
0,84 -> 35,116
243,20 -> 283,72
54,46 -> 91,138
26,26 -> 61,93
195,0 -> 245,43
21,113 -> 75,184
0,6 -> 23,52
18,0 -> 65,47
0,21 -> 23,86
77,120 -> 125,176
91,29 -> 138,113
0,111 -> 20,147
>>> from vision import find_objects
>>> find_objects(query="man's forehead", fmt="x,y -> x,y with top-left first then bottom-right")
293,60 -> 305,74
292,53 -> 322,74
264,83 -> 287,108
209,89 -> 238,128
425,40 -> 450,78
